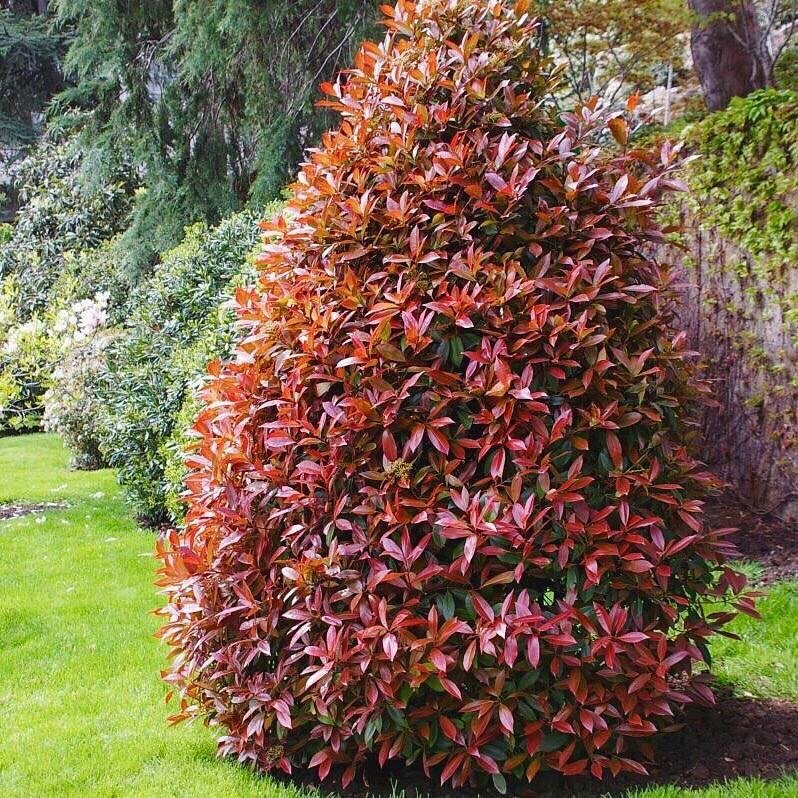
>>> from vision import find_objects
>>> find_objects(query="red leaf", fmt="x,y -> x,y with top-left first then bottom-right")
605,430 -> 623,470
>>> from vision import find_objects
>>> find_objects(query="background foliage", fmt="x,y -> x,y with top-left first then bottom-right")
0,5 -> 64,148
98,210 -> 270,524
0,133 -> 135,433
684,88 -> 798,301
0,132 -> 136,319
536,0 -> 689,105
53,0 -> 376,273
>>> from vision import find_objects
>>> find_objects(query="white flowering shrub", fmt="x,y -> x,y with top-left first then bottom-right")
42,292 -> 116,469
0,129 -> 134,436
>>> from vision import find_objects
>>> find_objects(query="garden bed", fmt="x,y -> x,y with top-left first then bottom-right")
0,501 -> 69,520
708,492 -> 798,585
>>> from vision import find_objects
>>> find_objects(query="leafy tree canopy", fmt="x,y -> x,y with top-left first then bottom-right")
535,0 -> 689,106
0,2 -> 64,148
53,0 -> 377,273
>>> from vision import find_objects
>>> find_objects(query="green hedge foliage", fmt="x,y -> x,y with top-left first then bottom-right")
98,209 -> 274,524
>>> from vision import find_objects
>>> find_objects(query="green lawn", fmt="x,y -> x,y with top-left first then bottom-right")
0,434 -> 796,798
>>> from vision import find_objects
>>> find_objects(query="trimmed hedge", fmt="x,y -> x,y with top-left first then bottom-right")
100,211 -> 268,524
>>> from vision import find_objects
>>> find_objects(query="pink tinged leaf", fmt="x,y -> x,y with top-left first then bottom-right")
341,765 -> 355,788
246,714 -> 263,737
620,758 -> 649,776
490,448 -> 505,479
472,593 -> 494,622
486,172 -> 508,191
318,757 -> 332,781
464,534 -> 477,565
440,677 -> 462,699
463,640 -> 477,671
606,430 -> 623,470
382,430 -> 398,461
476,752 -> 500,774
527,635 -> 540,667
609,174 -> 629,203
427,426 -> 450,454
272,699 -> 293,729
430,648 -> 447,671
309,750 -> 329,769
623,559 -> 653,573
441,753 -> 465,785
407,424 -> 425,454
498,705 -> 514,734
383,633 -> 398,661
440,715 -> 459,741
618,632 -> 649,643
504,635 -> 518,667
305,663 -> 333,689
336,356 -> 364,368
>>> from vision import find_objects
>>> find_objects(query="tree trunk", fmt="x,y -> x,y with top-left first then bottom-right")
689,0 -> 769,110
36,0 -> 48,14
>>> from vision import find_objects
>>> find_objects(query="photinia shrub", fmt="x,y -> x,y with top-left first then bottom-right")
157,0 -> 757,789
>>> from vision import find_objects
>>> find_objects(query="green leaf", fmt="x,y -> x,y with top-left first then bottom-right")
540,732 -> 570,752
436,591 -> 456,620
450,335 -> 464,366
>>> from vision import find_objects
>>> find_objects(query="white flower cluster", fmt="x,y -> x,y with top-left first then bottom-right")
42,291 -> 117,468
2,317 -> 46,356
53,292 -> 110,342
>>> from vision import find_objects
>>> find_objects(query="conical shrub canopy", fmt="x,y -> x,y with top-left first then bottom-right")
158,0 -> 754,788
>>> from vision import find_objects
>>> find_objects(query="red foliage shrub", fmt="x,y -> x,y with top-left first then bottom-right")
157,0 -> 757,789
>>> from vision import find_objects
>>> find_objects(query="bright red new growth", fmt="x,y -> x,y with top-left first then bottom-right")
157,0 -> 756,788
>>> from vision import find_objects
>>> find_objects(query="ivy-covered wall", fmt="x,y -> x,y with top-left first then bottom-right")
675,89 -> 798,520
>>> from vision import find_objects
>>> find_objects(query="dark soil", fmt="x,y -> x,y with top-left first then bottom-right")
0,501 -> 69,521
706,491 -> 798,585
280,693 -> 798,797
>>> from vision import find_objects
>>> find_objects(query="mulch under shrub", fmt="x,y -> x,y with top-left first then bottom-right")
707,492 -> 798,585
280,692 -> 798,797
0,501 -> 69,521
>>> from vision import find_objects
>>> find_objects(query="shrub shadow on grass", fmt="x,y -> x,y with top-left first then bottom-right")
275,693 -> 798,798
707,492 -> 798,586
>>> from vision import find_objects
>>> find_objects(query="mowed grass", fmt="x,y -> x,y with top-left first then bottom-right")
712,580 -> 798,701
0,434 -> 796,797
0,435 -> 314,798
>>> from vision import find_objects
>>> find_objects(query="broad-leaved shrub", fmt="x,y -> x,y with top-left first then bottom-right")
43,292 -> 117,469
157,0 -> 755,789
0,278 -> 54,430
0,135 -> 135,319
100,211 -> 265,524
0,133 -> 135,433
